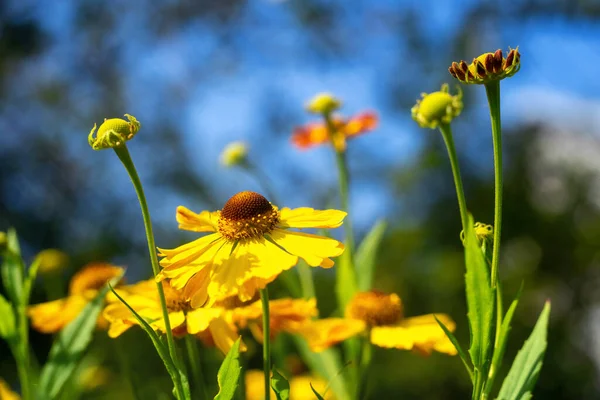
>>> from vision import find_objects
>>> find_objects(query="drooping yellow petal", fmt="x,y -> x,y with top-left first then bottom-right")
68,263 -> 124,296
184,267 -> 211,308
208,318 -> 245,354
270,228 -> 344,267
289,318 -> 366,352
0,378 -> 20,400
28,296 -> 89,333
370,314 -> 457,355
186,307 -> 224,334
207,243 -> 255,301
157,233 -> 222,269
176,206 -> 219,233
245,238 -> 299,280
279,207 -> 347,229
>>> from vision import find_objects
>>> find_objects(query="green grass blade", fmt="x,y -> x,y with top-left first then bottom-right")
215,337 -> 242,400
1,228 -> 24,306
434,315 -> 473,383
355,220 -> 386,291
37,274 -> 123,400
0,293 -> 17,345
271,369 -> 290,400
497,301 -> 551,400
464,215 -> 495,370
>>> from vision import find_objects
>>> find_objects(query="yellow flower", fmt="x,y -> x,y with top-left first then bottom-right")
306,92 -> 341,115
88,114 -> 140,150
35,249 -> 69,274
103,279 -> 243,354
411,84 -> 463,129
0,378 -> 20,400
220,141 -> 248,167
231,297 -> 318,342
157,191 -> 345,305
28,263 -> 123,333
290,291 -> 457,356
460,222 -> 494,245
245,370 -> 333,400
448,48 -> 521,85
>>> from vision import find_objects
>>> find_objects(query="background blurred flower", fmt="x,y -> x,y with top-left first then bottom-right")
292,111 -> 378,151
35,249 -> 69,275
28,263 -> 123,333
220,141 -> 248,167
245,370 -> 333,400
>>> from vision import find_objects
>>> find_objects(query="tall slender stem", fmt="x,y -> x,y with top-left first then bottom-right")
260,288 -> 272,400
484,81 -> 502,288
185,334 -> 208,400
113,145 -> 186,396
439,124 -> 469,234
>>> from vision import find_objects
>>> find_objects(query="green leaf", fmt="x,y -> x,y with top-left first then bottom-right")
434,315 -> 473,383
464,214 -> 495,371
23,257 -> 41,306
310,382 -> 326,400
484,283 -> 524,397
497,301 -> 551,400
335,250 -> 358,310
214,337 -> 242,400
0,293 -> 16,343
1,229 -> 24,306
271,369 -> 290,400
355,220 -> 386,291
37,274 -> 123,400
107,284 -> 190,400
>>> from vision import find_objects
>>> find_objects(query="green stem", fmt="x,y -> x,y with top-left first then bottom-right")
113,145 -> 187,398
260,288 -> 271,400
323,113 -> 358,308
484,81 -> 503,289
185,334 -> 208,400
15,341 -> 30,400
439,124 -> 469,234
244,161 -> 277,204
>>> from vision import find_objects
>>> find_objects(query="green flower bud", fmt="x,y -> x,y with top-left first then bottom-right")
306,93 -> 342,115
220,141 -> 248,167
448,48 -> 520,85
88,114 -> 140,150
411,84 -> 463,129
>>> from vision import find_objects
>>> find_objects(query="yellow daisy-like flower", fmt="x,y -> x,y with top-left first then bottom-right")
448,48 -> 521,85
28,263 -> 123,333
290,291 -> 457,356
103,278 -> 242,354
157,191 -> 346,306
245,370 -> 333,400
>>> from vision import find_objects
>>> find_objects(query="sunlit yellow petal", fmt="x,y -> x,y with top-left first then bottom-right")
107,319 -> 134,338
68,263 -> 123,296
207,243 -> 255,301
176,206 -> 219,233
28,296 -> 88,333
270,228 -> 344,267
158,233 -> 222,269
370,314 -> 456,355
186,307 -> 224,334
279,207 -> 347,229
184,268 -> 211,308
289,318 -> 366,352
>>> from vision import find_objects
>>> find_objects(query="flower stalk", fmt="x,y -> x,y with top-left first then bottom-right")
259,287 -> 272,400
484,80 -> 502,289
439,124 -> 469,233
112,145 -> 188,398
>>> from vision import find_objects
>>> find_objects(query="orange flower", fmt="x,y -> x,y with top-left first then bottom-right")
28,263 -> 123,333
245,370 -> 334,400
290,291 -> 457,356
292,111 -> 378,151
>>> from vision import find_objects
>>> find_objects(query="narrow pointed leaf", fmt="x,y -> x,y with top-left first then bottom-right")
1,229 -> 24,306
37,274 -> 122,399
355,220 -> 386,291
497,301 -> 551,400
310,383 -> 326,400
435,315 -> 473,382
271,369 -> 290,400
484,283 -> 524,397
464,215 -> 495,370
0,293 -> 16,343
108,285 -> 189,399
214,337 -> 242,400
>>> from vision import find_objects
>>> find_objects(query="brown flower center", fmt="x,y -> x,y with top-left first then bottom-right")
345,290 -> 403,326
218,191 -> 279,241
162,282 -> 191,312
